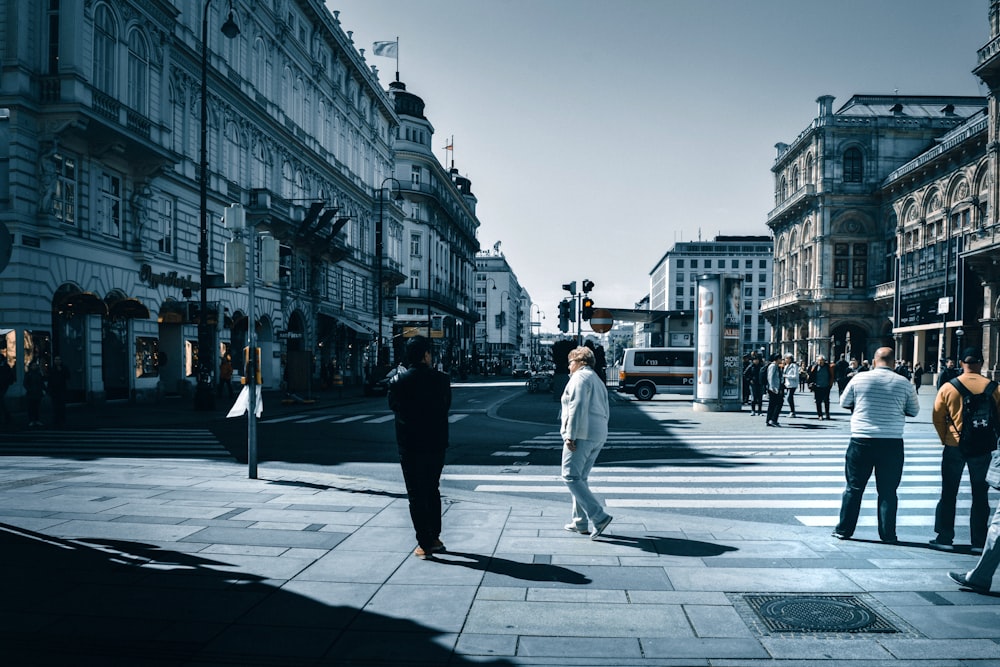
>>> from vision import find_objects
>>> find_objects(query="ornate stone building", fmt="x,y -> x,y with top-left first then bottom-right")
763,94 -> 986,366
0,0 -> 399,401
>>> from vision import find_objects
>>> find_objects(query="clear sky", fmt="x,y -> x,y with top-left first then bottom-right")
328,0 -> 989,332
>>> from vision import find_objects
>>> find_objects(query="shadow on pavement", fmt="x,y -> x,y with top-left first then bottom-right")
597,534 -> 739,558
0,523 -> 514,665
429,551 -> 591,584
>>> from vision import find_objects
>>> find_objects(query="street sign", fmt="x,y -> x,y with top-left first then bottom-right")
937,296 -> 952,315
590,308 -> 613,333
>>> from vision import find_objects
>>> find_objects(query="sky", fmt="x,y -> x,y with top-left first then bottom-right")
328,0 -> 989,333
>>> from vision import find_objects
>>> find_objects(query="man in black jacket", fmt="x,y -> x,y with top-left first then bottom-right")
388,336 -> 452,559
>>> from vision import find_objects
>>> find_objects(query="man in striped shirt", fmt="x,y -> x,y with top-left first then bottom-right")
832,347 -> 920,543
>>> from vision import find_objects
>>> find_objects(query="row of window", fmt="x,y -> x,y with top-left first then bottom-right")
676,272 -> 768,285
776,148 -> 863,203
675,258 -> 768,270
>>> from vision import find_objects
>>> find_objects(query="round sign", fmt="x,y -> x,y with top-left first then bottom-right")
590,308 -> 613,333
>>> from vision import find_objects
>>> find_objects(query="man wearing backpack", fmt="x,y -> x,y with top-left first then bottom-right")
930,347 -> 1000,552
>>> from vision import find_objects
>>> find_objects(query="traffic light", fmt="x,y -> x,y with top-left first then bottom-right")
558,300 -> 570,333
581,297 -> 594,320
562,281 -> 577,295
582,279 -> 594,293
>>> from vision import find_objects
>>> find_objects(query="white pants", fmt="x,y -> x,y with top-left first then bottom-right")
561,437 -> 610,528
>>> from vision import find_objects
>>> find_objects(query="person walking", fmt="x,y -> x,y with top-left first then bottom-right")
745,355 -> 764,416
832,347 -> 920,543
218,354 -> 234,398
929,347 -> 1000,551
560,345 -> 613,539
0,359 -> 13,424
387,336 -> 452,559
765,354 -> 784,427
809,355 -> 835,420
950,472 -> 1000,592
835,354 -> 850,394
913,362 -> 924,393
46,356 -> 70,428
23,361 -> 45,427
783,353 -> 800,418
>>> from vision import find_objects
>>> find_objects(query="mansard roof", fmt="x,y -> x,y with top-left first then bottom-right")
835,94 -> 985,117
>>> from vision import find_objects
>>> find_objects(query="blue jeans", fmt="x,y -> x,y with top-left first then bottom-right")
835,437 -> 904,541
966,499 -> 1000,590
934,445 -> 991,547
561,437 -> 610,529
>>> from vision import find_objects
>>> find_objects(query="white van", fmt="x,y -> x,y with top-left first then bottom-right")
617,347 -> 695,400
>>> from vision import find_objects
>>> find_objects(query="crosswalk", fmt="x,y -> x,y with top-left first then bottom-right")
0,428 -> 230,459
442,431 -> 973,529
262,412 -> 471,425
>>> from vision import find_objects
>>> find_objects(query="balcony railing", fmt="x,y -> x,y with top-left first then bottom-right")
767,184 -> 816,224
874,281 -> 895,300
760,287 -> 816,312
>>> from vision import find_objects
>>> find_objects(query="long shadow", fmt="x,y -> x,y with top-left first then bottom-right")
0,522 -> 514,665
428,550 -> 591,584
265,478 -> 408,499
596,533 -> 739,557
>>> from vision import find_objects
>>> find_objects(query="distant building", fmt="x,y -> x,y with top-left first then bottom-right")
649,235 -> 773,354
475,252 -> 526,373
386,80 -> 481,371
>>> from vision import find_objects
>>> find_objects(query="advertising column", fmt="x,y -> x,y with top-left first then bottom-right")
694,274 -> 743,412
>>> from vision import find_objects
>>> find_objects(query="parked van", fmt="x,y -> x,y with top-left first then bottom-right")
617,347 -> 695,400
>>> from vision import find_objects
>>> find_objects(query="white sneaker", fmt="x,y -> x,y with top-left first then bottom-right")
564,523 -> 590,535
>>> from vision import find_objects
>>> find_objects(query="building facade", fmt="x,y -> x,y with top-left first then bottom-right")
386,80 -> 480,373
649,235 -> 773,355
474,251 -> 525,374
0,0 -> 399,402
763,94 -> 986,366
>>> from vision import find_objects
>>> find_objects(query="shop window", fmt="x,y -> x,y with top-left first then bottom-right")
135,336 -> 160,378
24,330 -> 51,373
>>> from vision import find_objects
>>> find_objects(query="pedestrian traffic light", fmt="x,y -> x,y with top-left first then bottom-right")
562,281 -> 577,295
581,297 -> 594,320
582,279 -> 594,293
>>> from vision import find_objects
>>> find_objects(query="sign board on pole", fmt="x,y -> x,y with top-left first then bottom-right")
589,308 -> 613,333
937,296 -> 952,315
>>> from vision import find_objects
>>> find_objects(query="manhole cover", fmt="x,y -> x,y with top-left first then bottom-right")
744,595 -> 900,634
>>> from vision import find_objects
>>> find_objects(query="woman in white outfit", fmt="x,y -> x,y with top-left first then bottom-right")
783,353 -> 800,418
560,345 -> 613,539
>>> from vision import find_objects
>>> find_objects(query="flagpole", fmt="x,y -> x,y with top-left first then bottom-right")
395,35 -> 400,82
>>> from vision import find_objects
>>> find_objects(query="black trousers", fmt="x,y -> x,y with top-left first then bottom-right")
399,447 -> 446,549
766,389 -> 784,423
835,437 -> 904,541
813,386 -> 832,418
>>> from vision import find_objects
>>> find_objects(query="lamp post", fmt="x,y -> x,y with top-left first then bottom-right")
531,303 -> 544,364
956,328 -> 965,358
499,289 -> 510,372
195,1 -> 240,411
483,277 -> 496,372
376,177 -> 403,370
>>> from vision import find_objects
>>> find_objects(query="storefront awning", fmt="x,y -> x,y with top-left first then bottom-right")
158,300 -> 187,324
338,317 -> 374,338
57,292 -> 109,317
108,297 -> 150,320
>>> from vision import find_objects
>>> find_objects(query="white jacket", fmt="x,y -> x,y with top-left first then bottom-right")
783,362 -> 800,389
560,365 -> 609,443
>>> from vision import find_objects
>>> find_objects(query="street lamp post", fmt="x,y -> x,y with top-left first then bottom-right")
195,1 -> 240,411
531,303 -> 544,363
499,290 -> 510,372
483,277 -> 496,371
376,177 -> 402,370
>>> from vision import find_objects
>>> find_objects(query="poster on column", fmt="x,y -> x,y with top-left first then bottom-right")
695,276 -> 720,401
721,275 -> 743,402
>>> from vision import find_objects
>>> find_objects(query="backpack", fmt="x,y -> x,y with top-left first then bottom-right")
950,378 -> 1000,458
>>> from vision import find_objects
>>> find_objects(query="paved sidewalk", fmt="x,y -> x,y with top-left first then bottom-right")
2,382 -> 1000,664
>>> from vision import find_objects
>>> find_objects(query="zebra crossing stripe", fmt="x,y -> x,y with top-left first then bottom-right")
331,415 -> 372,423
366,415 -> 396,424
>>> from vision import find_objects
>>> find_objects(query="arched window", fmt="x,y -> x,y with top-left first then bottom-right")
805,153 -> 815,183
282,161 -> 294,199
843,147 -> 863,183
779,176 -> 788,202
792,165 -> 800,191
252,141 -> 268,189
93,4 -> 117,95
252,37 -> 269,93
126,29 -> 148,113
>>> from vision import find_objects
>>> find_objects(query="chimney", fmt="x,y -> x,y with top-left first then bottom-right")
816,95 -> 835,117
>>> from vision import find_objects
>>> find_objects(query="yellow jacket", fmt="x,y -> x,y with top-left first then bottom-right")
932,373 -> 1000,447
